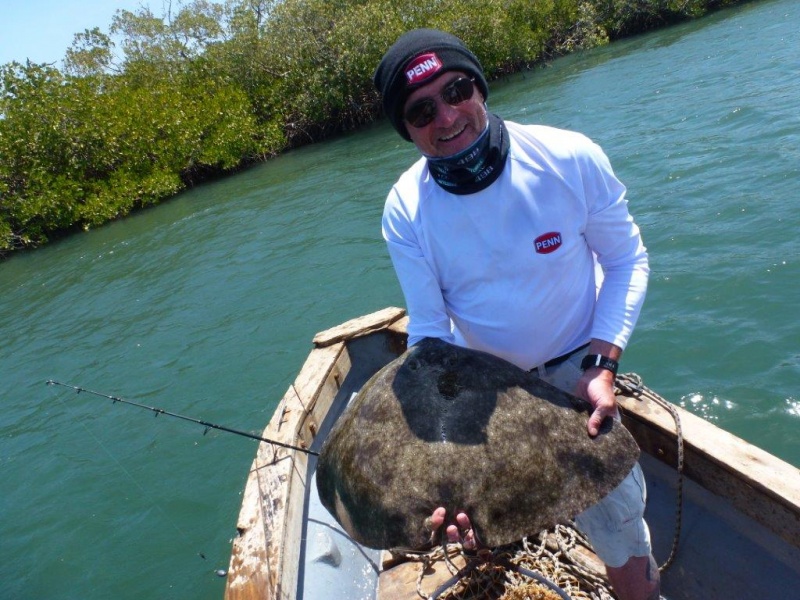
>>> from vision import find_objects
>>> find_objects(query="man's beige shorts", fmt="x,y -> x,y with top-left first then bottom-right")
537,350 -> 653,568
574,462 -> 652,567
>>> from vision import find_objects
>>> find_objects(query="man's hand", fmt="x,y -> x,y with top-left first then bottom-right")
428,507 -> 479,550
576,339 -> 623,437
576,367 -> 618,437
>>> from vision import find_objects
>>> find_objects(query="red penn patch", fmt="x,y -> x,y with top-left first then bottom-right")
534,232 -> 562,254
405,53 -> 443,85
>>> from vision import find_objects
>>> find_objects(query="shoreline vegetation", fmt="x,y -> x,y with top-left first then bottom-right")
0,0 -> 750,257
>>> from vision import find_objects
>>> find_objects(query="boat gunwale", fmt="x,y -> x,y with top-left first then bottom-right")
224,307 -> 408,600
617,387 -> 800,549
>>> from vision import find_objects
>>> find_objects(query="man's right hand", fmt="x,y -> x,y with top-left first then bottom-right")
428,507 -> 479,550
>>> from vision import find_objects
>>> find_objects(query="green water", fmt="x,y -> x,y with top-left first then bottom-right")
1,1 -> 798,598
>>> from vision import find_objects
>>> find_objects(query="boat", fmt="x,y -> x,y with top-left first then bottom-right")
223,307 -> 800,599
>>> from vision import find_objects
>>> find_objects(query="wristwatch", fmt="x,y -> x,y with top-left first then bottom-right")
580,354 -> 619,376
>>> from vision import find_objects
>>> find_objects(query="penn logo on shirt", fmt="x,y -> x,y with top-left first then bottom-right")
405,53 -> 443,85
534,232 -> 562,254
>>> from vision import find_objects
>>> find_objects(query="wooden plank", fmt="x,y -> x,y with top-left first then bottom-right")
387,315 -> 410,337
224,342 -> 345,600
313,307 -> 406,347
617,386 -> 800,547
295,345 -> 352,451
224,404 -> 301,600
377,552 -> 467,600
224,460 -> 270,600
274,345 -> 345,599
279,344 -> 356,597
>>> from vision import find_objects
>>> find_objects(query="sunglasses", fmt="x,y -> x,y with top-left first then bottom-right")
403,77 -> 476,128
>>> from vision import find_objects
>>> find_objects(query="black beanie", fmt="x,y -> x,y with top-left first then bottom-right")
373,29 -> 489,141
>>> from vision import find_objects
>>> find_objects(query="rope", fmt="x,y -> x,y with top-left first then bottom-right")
397,525 -> 617,599
515,527 -> 615,599
615,372 -> 684,572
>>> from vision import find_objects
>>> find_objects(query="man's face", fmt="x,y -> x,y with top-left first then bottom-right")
402,71 -> 487,158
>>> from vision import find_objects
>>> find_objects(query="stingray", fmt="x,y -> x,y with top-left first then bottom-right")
316,337 -> 639,550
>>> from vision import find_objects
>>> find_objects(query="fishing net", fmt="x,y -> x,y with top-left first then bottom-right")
388,523 -> 616,600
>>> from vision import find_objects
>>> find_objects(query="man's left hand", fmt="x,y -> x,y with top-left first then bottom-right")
575,339 -> 623,437
576,367 -> 618,437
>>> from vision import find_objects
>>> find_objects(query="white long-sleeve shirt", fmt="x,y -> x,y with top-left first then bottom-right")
381,122 -> 649,371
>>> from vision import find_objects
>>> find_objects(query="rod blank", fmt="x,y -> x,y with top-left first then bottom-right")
46,380 -> 319,456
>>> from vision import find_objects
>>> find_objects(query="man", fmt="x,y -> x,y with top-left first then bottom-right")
373,29 -> 659,600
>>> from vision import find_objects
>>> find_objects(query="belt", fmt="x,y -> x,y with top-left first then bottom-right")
534,342 -> 590,371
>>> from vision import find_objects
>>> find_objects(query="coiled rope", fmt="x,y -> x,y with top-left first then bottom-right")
615,372 -> 685,572
401,526 -> 616,600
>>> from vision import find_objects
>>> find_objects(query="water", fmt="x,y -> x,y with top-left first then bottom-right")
1,1 -> 797,597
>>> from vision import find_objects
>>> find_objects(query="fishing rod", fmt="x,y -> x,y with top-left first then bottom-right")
46,380 -> 319,456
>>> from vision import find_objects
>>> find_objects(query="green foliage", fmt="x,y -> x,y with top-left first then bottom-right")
591,0 -> 712,37
0,0 -> 754,255
64,28 -> 117,77
260,0 -> 402,140
0,53 -> 258,250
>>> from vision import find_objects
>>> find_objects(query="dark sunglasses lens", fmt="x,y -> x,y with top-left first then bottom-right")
443,78 -> 475,105
405,99 -> 437,128
404,78 -> 476,128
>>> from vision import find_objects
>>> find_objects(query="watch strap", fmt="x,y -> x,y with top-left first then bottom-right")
580,354 -> 619,375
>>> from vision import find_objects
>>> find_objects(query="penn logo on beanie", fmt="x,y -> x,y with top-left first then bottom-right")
405,53 -> 443,85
